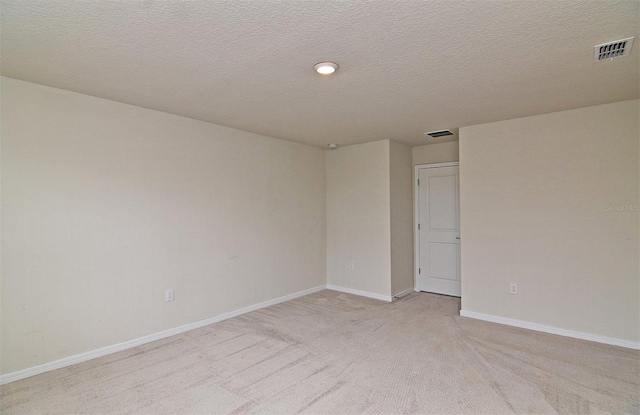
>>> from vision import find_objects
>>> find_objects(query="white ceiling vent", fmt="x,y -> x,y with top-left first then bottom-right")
424,130 -> 455,139
594,37 -> 634,62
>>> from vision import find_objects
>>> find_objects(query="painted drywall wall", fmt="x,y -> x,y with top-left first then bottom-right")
326,140 -> 392,297
460,99 -> 639,343
0,77 -> 327,375
389,140 -> 414,296
412,141 -> 459,166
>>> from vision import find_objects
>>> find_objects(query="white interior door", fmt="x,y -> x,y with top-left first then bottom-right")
417,165 -> 460,297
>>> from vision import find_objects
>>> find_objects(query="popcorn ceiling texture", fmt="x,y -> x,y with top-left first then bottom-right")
1,0 -> 638,148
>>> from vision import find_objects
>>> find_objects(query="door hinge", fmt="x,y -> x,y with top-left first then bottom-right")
417,179 -> 420,186
418,223 -> 420,230
419,268 -> 421,274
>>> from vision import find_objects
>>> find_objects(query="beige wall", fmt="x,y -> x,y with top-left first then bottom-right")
0,77 -> 327,374
412,141 -> 459,166
389,140 -> 414,296
326,140 -> 392,297
460,99 -> 639,343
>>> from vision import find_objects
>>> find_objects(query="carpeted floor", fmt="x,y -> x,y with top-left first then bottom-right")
1,290 -> 638,414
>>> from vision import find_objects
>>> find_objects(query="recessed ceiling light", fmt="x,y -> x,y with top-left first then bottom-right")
328,143 -> 338,149
314,62 -> 339,75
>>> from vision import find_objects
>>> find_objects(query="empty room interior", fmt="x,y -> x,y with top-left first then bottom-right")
0,1 -> 639,414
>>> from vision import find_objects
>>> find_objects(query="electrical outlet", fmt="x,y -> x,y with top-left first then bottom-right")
509,283 -> 518,294
166,289 -> 174,302
348,263 -> 354,271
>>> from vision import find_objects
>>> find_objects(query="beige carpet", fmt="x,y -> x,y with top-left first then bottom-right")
1,290 -> 638,414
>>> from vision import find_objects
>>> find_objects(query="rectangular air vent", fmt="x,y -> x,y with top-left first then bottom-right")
594,37 -> 634,62
424,129 -> 455,139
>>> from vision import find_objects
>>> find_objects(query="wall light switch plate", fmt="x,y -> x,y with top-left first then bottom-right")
348,263 -> 354,271
509,283 -> 518,294
166,289 -> 174,302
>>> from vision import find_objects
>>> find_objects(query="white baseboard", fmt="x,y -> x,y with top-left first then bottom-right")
0,285 -> 326,386
326,284 -> 392,302
393,288 -> 415,299
460,309 -> 640,350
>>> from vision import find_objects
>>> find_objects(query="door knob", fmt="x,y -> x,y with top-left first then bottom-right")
456,237 -> 460,239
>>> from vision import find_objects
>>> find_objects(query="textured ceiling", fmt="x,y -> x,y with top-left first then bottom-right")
1,1 -> 638,148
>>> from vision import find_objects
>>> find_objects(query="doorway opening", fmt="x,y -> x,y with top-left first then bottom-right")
414,162 -> 460,297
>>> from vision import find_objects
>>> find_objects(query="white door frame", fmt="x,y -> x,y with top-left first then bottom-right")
414,161 -> 460,292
